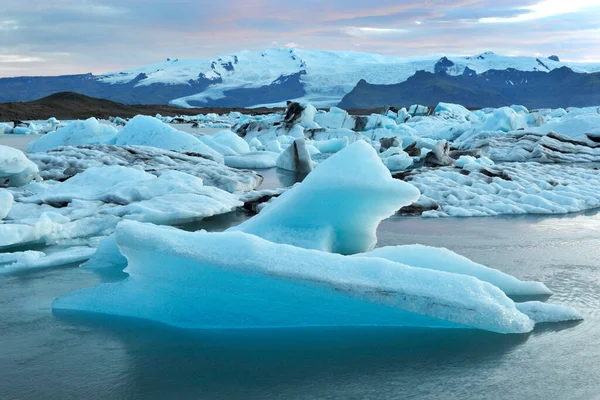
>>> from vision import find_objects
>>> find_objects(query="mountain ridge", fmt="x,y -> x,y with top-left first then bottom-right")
1,49 -> 600,108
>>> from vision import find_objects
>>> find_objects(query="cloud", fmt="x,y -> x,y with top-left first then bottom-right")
0,54 -> 45,62
284,42 -> 303,48
479,0 -> 600,23
0,0 -> 598,77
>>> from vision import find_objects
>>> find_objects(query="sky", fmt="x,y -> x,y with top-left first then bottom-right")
0,0 -> 599,77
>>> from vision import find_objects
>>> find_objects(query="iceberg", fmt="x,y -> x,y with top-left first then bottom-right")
27,145 -> 261,192
0,145 -> 40,187
198,130 -> 250,156
224,151 -> 279,169
0,189 -> 13,219
275,139 -> 314,173
0,166 -> 243,248
230,141 -> 421,254
26,118 -> 118,153
402,161 -> 600,217
54,220 -> 537,334
115,115 -> 223,161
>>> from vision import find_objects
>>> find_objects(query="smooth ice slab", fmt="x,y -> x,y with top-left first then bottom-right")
515,302 -> 582,324
230,141 -> 420,254
115,115 -> 223,161
54,221 -> 537,334
26,118 -> 118,153
357,245 -> 551,296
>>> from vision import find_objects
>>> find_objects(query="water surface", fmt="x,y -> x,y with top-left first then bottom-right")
2,211 -> 600,399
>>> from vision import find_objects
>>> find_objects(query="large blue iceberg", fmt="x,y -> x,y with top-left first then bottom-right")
53,141 -> 581,333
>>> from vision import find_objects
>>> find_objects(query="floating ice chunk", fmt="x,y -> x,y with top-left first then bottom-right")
455,155 -> 494,169
0,189 -> 13,219
0,166 -> 242,248
26,118 -> 118,153
481,107 -> 529,132
383,149 -> 413,172
0,145 -> 40,187
27,145 -> 261,192
53,221 -> 535,334
1,246 -> 95,274
433,103 -> 477,122
0,123 -> 12,133
515,302 -> 582,324
357,244 -> 551,296
198,130 -> 250,156
81,234 -> 127,270
314,108 -> 355,130
230,141 -> 420,254
510,105 -> 529,114
407,162 -> 600,217
276,139 -> 314,173
313,137 -> 349,153
265,140 -> 283,153
12,127 -> 33,135
224,151 -> 279,169
115,115 -> 223,161
0,250 -> 45,265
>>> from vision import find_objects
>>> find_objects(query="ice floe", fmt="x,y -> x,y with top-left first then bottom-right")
0,246 -> 95,274
27,144 -> 261,192
26,118 -> 118,153
400,161 -> 600,217
0,145 -> 40,187
115,115 -> 224,161
0,166 -> 242,249
230,141 -> 420,254
357,244 -> 550,296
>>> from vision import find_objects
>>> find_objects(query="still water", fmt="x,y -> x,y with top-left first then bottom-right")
2,210 -> 600,399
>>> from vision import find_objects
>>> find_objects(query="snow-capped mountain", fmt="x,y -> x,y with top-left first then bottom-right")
1,48 -> 600,108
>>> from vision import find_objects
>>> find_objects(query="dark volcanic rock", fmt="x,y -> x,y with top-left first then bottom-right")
284,101 -> 306,126
339,67 -> 600,109
434,57 -> 455,74
353,116 -> 368,132
379,137 -> 401,152
403,142 -> 421,157
424,140 -> 455,167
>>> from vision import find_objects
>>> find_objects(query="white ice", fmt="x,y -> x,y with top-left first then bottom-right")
515,302 -> 582,324
230,141 -> 420,254
357,244 -> 551,296
0,145 -> 40,187
115,115 -> 223,161
26,118 -> 118,153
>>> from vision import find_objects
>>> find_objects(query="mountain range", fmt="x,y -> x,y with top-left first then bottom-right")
1,48 -> 599,109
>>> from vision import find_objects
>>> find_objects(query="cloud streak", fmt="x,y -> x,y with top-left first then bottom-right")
0,0 -> 598,77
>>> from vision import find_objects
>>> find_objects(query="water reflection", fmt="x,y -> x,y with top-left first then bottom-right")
53,310 -> 530,400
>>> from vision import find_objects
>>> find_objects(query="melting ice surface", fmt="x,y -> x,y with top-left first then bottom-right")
53,142 -> 580,333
